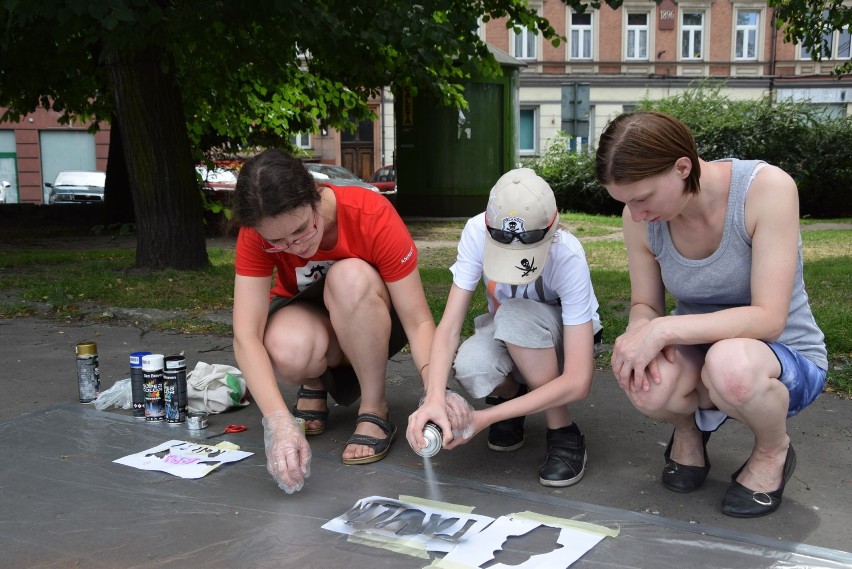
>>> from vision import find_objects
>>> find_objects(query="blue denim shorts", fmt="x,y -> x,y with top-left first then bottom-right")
767,341 -> 827,417
695,341 -> 826,431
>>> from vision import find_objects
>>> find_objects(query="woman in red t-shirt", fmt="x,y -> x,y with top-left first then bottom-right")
232,149 -> 434,493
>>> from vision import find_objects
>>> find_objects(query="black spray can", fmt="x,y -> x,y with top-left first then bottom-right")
163,355 -> 187,425
129,351 -> 151,419
75,341 -> 100,403
142,354 -> 165,422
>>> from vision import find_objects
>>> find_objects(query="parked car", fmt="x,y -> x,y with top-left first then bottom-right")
45,171 -> 106,204
367,164 -> 397,195
196,165 -> 238,197
304,163 -> 380,193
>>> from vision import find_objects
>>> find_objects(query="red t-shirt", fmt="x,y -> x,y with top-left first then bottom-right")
235,185 -> 417,299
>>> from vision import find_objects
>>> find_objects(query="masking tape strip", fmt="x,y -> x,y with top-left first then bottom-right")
398,495 -> 475,514
513,511 -> 620,537
346,531 -> 429,559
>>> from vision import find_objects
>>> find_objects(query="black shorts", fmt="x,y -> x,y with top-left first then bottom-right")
269,276 -> 408,405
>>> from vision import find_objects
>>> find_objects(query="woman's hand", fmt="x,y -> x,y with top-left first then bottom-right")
611,319 -> 673,392
262,411 -> 311,494
406,393 -> 451,452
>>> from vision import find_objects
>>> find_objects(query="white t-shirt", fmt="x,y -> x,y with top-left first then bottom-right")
450,213 -> 602,332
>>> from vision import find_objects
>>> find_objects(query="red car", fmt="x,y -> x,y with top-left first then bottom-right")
367,165 -> 397,195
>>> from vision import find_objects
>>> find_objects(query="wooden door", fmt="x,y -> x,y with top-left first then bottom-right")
341,118 -> 374,180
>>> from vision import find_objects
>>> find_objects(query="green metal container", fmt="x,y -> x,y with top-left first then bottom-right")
395,49 -> 523,217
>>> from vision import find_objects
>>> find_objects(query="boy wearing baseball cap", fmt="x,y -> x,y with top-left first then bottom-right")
407,168 -> 602,486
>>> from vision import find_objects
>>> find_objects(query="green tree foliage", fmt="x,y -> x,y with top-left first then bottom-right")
525,138 -> 622,215
0,0 -> 569,269
529,83 -> 851,217
769,0 -> 852,76
0,1 -> 846,269
638,84 -> 852,217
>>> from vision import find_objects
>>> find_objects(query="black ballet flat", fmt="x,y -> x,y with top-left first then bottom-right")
721,444 -> 797,518
661,427 -> 712,493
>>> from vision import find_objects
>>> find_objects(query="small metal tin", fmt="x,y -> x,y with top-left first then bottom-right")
413,422 -> 443,458
186,412 -> 208,430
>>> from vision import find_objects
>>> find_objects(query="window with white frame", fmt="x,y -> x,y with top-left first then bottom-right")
519,107 -> 538,156
839,25 -> 851,59
800,11 -> 834,59
290,133 -> 311,148
681,12 -> 704,60
626,12 -> 649,60
803,21 -> 851,60
513,25 -> 537,59
571,12 -> 593,59
735,10 -> 759,60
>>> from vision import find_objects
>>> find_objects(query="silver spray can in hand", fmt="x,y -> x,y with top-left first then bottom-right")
412,422 -> 443,458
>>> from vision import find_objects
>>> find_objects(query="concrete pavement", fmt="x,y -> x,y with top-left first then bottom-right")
2,316 -> 850,556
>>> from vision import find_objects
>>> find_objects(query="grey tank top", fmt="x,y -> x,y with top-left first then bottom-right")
648,158 -> 827,369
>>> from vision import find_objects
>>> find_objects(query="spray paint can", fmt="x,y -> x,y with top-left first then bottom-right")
75,341 -> 100,403
129,351 -> 151,419
413,422 -> 443,458
142,354 -> 165,422
163,355 -> 187,425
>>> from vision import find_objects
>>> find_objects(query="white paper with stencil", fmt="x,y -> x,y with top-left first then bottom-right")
322,496 -> 616,568
114,439 -> 252,479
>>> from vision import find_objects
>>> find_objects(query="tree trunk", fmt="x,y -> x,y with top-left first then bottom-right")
103,44 -> 209,270
103,117 -> 135,226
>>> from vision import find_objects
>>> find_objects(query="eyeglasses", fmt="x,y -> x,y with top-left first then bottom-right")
262,209 -> 319,253
486,212 -> 557,245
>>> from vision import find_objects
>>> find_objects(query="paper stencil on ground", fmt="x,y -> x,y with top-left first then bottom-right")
113,439 -> 253,479
322,496 -> 495,556
438,511 -> 614,569
323,497 -> 615,568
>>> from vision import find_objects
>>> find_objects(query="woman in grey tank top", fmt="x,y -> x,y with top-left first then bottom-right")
595,111 -> 827,519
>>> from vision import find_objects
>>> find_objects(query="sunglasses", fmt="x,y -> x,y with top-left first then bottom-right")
486,212 -> 557,245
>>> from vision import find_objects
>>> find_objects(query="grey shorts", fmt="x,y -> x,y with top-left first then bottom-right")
269,276 -> 408,406
453,298 -> 565,399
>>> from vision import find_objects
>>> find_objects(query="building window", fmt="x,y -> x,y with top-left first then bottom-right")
519,107 -> 538,156
290,133 -> 311,148
626,13 -> 649,60
735,10 -> 759,60
681,12 -> 704,60
570,12 -> 593,60
800,11 -> 835,59
839,25 -> 851,59
513,25 -> 537,59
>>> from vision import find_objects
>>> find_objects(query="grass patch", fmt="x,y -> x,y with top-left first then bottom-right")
0,215 -> 849,396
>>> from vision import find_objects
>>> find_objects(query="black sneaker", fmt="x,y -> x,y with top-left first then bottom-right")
485,384 -> 528,452
539,426 -> 587,487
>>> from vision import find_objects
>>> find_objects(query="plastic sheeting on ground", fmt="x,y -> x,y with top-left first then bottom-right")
1,405 -> 850,569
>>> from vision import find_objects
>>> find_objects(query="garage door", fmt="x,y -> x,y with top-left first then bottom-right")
39,131 -> 97,204
0,131 -> 17,204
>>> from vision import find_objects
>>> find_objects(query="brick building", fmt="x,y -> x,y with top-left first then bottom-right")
1,2 -> 847,204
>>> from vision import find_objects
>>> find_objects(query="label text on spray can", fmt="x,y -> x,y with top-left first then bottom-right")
75,341 -> 100,403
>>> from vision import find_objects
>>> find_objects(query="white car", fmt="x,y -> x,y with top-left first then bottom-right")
45,171 -> 106,204
304,163 -> 380,193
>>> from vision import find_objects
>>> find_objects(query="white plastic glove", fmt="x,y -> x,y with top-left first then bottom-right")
262,411 -> 311,494
444,390 -> 475,441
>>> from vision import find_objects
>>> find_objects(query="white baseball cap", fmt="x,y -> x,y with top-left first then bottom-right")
483,168 -> 558,285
